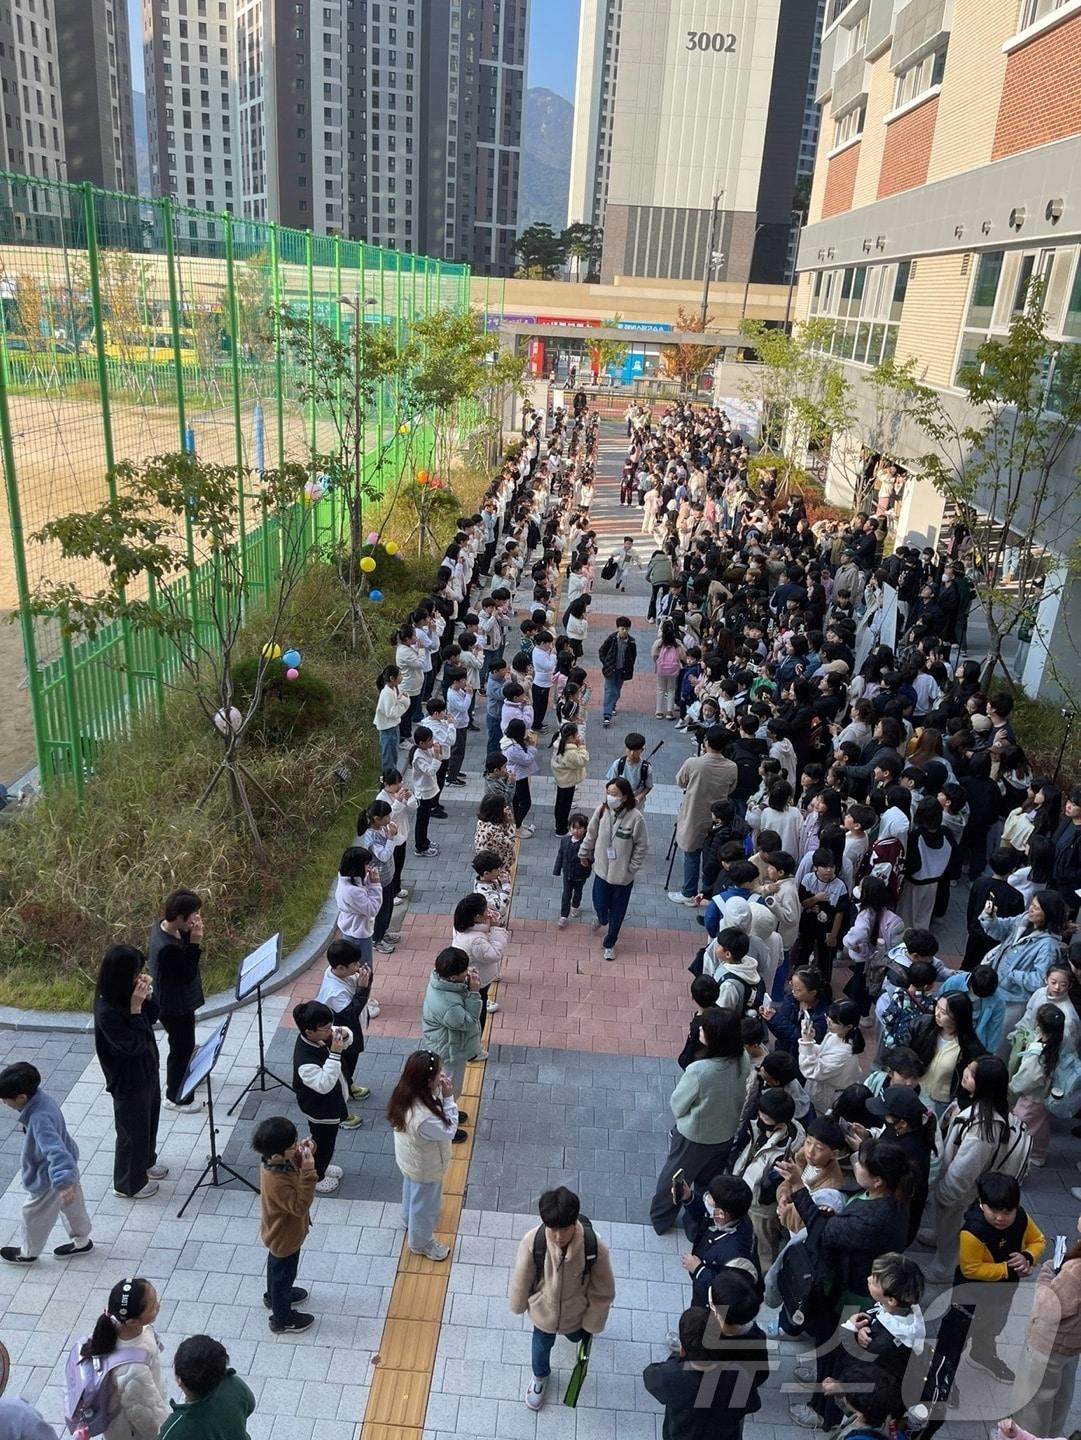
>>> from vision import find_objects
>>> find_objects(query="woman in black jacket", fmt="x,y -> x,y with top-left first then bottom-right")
93,944 -> 166,1199
148,888 -> 204,1110
1051,790 -> 1081,916
776,1137 -> 916,1430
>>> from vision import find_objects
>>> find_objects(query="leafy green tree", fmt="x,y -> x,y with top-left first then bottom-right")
902,279 -> 1081,688
28,453 -> 314,850
562,223 -> 603,282
514,223 -> 568,279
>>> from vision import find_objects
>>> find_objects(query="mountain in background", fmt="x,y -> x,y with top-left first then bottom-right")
133,91 -> 151,196
518,87 -> 574,233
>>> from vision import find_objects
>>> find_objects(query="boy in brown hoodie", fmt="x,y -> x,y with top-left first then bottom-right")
252,1115 -> 318,1335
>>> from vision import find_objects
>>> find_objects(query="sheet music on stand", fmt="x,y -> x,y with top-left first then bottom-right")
178,1018 -> 230,1103
236,933 -> 281,1002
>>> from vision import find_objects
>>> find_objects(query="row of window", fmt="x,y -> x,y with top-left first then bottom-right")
957,244 -> 1081,380
808,259 -> 912,367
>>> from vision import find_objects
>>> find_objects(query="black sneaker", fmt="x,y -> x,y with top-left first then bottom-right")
0,1247 -> 36,1264
415,845 -> 440,857
263,1287 -> 309,1310
54,1241 -> 94,1257
457,1109 -> 470,1124
452,1128 -> 469,1144
431,806 -> 450,819
269,1311 -> 315,1334
969,1352 -> 1014,1382
448,777 -> 467,786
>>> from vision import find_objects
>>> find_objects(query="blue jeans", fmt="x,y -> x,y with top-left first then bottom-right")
378,727 -> 399,775
487,714 -> 502,754
682,848 -> 702,899
532,1326 -> 589,1380
592,874 -> 633,948
400,692 -> 422,739
400,1176 -> 443,1252
602,673 -> 623,720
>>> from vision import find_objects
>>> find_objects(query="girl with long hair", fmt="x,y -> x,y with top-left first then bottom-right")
561,595 -> 591,658
1009,1002 -> 1067,1164
373,664 -> 409,772
93,948 -> 166,1201
451,892 -> 509,1016
501,717 -> 540,837
797,999 -> 865,1113
981,888 -> 1068,1035
387,1051 -> 461,1260
406,725 -> 442,859
909,991 -> 987,1113
550,722 -> 589,837
842,875 -> 903,1017
650,619 -> 686,720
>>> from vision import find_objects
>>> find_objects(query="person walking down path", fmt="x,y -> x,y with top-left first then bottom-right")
508,1185 -> 616,1412
578,777 -> 649,961
0,1062 -> 93,1264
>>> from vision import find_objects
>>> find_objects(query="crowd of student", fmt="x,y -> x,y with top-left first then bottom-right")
4,396 -> 1081,1440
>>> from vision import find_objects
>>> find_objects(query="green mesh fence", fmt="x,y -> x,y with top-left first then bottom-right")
0,173 -> 470,793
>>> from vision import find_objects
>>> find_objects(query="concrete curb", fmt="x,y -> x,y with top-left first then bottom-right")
0,884 -> 337,1035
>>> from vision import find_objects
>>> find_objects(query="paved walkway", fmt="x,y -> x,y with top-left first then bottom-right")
0,420 -> 1079,1440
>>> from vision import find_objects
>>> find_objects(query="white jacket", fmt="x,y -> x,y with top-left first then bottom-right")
377,786 -> 418,846
335,874 -> 382,942
373,685 -> 409,731
104,1327 -> 170,1440
394,642 -> 426,696
451,923 -> 508,988
408,747 -> 442,800
393,1097 -> 458,1183
797,1031 -> 863,1113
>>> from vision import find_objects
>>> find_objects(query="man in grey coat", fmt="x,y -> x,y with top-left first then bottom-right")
668,726 -> 737,905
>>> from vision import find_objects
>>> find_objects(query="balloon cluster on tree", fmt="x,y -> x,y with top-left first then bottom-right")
302,474 -> 331,505
261,641 -> 303,680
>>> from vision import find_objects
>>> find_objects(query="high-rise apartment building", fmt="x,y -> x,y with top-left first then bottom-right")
55,0 -> 137,193
567,0 -> 823,286
795,0 -> 1081,699
0,0 -> 67,190
143,0 -> 237,218
140,0 -> 527,267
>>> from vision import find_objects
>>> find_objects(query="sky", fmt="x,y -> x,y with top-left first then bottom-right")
128,0 -> 581,101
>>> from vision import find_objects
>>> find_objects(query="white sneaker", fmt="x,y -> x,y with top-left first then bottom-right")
325,1164 -> 343,1179
147,1164 -> 169,1179
315,1175 -> 340,1194
558,917 -> 568,928
366,999 -> 381,1019
571,906 -> 581,917
163,1098 -> 204,1112
603,947 -> 616,961
525,1378 -> 547,1411
667,891 -> 696,906
411,1240 -> 450,1261
486,999 -> 500,1012
114,1182 -> 159,1199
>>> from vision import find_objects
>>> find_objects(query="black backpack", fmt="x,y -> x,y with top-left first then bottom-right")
600,556 -> 618,581
531,1218 -> 598,1291
777,1202 -> 833,1325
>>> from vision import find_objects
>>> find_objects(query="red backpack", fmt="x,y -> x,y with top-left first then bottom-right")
857,836 -> 905,906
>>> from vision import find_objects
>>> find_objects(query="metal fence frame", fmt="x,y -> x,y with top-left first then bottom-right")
0,173 -> 471,793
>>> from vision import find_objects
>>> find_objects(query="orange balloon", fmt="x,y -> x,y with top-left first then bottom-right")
417,469 -> 429,486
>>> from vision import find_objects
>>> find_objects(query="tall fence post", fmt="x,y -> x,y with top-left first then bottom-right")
0,306 -> 51,785
223,215 -> 247,598
269,224 -> 286,469
163,197 -> 197,689
82,182 -> 139,729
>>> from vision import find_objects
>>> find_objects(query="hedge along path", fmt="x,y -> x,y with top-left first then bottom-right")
359,428 -> 581,1437
359,840 -> 520,1438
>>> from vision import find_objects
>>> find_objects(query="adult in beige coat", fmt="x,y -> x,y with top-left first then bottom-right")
509,1185 -> 616,1411
578,778 -> 649,961
669,726 -> 737,904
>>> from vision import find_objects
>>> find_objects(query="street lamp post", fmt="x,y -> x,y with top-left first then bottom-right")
784,208 -> 807,332
699,191 -> 725,329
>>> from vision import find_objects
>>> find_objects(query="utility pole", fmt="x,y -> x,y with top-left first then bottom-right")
741,224 -> 766,323
699,191 -> 724,329
783,208 -> 807,332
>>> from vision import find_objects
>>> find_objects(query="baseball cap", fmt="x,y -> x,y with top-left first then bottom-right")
866,1085 -> 926,1124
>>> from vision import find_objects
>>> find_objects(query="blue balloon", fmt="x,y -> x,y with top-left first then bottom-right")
369,589 -> 383,603
281,648 -> 301,668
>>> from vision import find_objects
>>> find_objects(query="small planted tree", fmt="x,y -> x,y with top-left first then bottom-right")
903,280 -> 1081,689
514,223 -> 568,278
659,308 -> 722,394
738,317 -> 840,461
29,453 -> 315,852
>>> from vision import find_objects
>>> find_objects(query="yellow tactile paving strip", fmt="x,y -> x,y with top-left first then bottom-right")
361,472 -> 576,1439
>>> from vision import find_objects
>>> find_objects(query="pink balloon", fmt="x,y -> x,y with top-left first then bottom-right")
367,531 -> 379,544
286,667 -> 299,681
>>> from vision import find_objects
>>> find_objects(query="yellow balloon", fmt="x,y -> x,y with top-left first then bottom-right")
261,643 -> 282,660
360,556 -> 377,573
384,541 -> 399,556
399,422 -> 411,435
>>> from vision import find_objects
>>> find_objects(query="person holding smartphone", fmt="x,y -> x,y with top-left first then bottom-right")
387,1052 -> 460,1261
148,889 -> 205,1111
93,946 -> 167,1199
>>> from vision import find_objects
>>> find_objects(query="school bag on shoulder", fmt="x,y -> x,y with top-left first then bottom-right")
714,964 -> 766,1019
615,756 -> 651,788
1046,1048 -> 1081,1118
989,1113 -> 1032,1183
856,836 -> 905,907
531,1218 -> 598,1290
65,1342 -> 149,1438
656,644 -> 682,677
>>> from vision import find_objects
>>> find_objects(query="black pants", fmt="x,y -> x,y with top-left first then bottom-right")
392,843 -> 406,892
531,684 -> 550,729
554,786 -> 576,836
513,778 -> 532,827
415,797 -> 435,852
111,1083 -> 161,1196
648,583 -> 665,620
160,1011 -> 196,1103
266,1247 -> 302,1325
561,873 -> 584,917
372,883 -> 395,944
310,1123 -> 339,1180
435,760 -> 449,803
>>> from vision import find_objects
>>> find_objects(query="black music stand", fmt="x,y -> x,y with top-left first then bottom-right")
227,932 -> 293,1116
176,1016 -> 258,1217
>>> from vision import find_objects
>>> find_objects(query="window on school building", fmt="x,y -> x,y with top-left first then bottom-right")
955,243 -> 1081,388
807,259 -> 910,366
892,45 -> 947,109
834,103 -> 865,147
1020,0 -> 1071,27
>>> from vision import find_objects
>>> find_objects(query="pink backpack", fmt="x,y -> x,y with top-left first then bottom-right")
656,644 -> 682,677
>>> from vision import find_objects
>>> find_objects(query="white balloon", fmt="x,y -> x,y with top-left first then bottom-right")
213,706 -> 243,735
